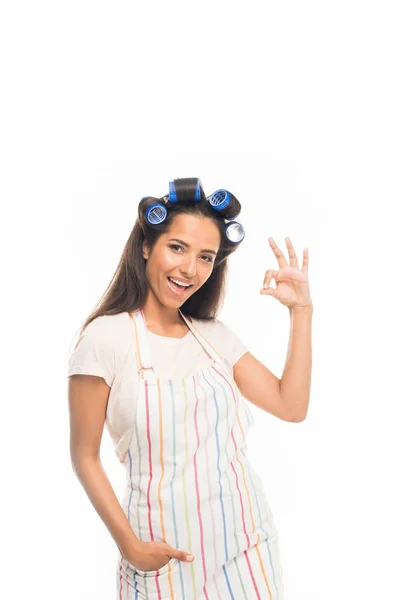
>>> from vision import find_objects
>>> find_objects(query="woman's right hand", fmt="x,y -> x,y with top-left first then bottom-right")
124,541 -> 194,572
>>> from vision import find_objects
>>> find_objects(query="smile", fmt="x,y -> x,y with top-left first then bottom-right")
166,277 -> 194,295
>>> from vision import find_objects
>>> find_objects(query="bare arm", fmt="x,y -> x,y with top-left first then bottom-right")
233,352 -> 291,421
279,304 -> 313,421
68,374 -> 140,562
233,304 -> 313,423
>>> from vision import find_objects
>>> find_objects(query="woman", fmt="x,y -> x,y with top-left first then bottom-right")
68,177 -> 313,599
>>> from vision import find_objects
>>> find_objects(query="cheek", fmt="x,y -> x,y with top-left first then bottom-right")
158,249 -> 181,269
198,262 -> 214,283
164,254 -> 181,268
149,253 -> 178,276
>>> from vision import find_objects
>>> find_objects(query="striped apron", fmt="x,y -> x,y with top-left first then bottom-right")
116,308 -> 284,599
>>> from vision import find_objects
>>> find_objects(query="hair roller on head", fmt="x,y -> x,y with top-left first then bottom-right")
224,221 -> 245,245
206,189 -> 241,221
167,178 -> 203,204
142,177 -> 245,246
145,202 -> 168,225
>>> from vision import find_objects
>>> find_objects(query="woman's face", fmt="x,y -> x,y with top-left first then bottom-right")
142,213 -> 221,308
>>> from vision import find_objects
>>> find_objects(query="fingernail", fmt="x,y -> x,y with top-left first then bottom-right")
187,554 -> 194,561
263,283 -> 269,288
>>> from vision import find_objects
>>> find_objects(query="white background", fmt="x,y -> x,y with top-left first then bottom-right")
1,1 -> 399,598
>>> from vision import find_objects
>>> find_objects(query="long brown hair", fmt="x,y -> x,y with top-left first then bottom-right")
76,177 -> 243,337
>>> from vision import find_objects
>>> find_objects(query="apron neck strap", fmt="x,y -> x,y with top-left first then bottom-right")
178,309 -> 222,364
129,309 -> 153,375
129,308 -> 223,376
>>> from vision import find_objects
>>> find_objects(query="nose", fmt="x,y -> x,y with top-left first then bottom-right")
180,252 -> 197,278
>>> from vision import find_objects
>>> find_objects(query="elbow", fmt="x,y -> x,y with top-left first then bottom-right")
70,450 -> 100,472
288,411 -> 308,423
70,454 -> 85,475
281,395 -> 309,423
279,384 -> 310,422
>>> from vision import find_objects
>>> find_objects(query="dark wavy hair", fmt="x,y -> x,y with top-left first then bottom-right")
77,177 -> 243,336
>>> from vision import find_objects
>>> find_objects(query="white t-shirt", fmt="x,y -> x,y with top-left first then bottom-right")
67,312 -> 248,464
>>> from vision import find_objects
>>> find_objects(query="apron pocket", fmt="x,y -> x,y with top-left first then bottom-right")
134,556 -> 178,577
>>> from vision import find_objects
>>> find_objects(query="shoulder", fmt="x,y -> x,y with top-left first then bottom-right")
190,316 -> 233,336
189,316 -> 243,347
73,312 -> 134,354
190,315 -> 248,368
68,312 -> 136,386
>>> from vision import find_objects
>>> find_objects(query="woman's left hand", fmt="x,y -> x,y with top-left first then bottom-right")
260,237 -> 312,309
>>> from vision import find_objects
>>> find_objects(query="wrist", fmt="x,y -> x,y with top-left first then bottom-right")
118,536 -> 143,562
290,302 -> 313,311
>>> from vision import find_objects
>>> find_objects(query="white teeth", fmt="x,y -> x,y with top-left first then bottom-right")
169,277 -> 191,287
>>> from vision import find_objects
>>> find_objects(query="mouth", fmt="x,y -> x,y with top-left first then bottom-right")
166,276 -> 194,296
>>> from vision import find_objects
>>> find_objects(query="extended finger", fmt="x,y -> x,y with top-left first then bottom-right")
301,247 -> 309,273
285,236 -> 299,269
167,545 -> 194,563
268,237 -> 288,268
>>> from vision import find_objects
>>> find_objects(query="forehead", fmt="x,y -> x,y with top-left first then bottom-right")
165,213 -> 220,247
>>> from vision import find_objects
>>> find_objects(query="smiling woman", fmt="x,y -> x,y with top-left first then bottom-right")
142,212 -> 221,314
165,241 -> 212,294
67,177 -> 287,599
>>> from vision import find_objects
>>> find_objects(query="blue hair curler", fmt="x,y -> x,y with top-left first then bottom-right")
207,189 -> 240,220
168,180 -> 202,203
145,202 -> 168,225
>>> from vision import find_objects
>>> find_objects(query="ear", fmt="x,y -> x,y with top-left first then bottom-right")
142,240 -> 150,260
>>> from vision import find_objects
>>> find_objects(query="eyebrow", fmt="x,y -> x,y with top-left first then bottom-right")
167,238 -> 218,256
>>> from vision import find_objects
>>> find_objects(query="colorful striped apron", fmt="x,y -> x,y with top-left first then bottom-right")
116,308 -> 284,599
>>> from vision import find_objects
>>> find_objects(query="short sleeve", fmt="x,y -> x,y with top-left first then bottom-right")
215,319 -> 249,368
67,317 -> 116,387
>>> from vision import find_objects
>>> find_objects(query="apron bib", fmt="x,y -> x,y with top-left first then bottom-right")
116,308 -> 284,599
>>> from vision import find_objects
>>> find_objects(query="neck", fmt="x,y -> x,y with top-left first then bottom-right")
141,291 -> 186,331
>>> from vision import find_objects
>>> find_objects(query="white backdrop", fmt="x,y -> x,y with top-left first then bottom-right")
1,1 -> 399,599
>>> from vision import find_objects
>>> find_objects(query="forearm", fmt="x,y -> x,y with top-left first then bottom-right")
71,456 -> 141,562
280,303 -> 313,421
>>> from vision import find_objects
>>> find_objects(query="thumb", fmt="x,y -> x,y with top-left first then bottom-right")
170,547 -> 195,563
